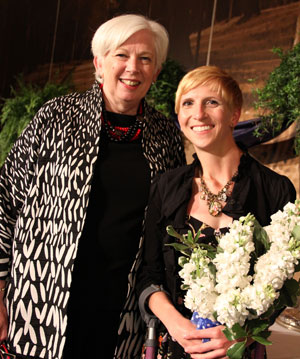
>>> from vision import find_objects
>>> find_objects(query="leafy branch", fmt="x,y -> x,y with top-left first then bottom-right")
165,213 -> 300,359
253,44 -> 300,154
0,76 -> 71,167
146,58 -> 186,119
166,225 -> 217,259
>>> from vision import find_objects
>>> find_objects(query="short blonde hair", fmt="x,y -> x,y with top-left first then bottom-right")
91,14 -> 169,73
175,66 -> 243,114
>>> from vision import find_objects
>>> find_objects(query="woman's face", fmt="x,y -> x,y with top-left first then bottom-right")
94,29 -> 160,115
178,85 -> 240,154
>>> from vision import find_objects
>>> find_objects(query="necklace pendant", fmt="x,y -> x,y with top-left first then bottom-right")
208,200 -> 222,217
218,192 -> 227,202
200,191 -> 207,200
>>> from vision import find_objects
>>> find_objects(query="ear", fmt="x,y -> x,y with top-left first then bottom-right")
231,108 -> 241,128
152,68 -> 161,83
93,56 -> 104,79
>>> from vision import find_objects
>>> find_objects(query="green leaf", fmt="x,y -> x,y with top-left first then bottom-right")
253,220 -> 270,252
178,256 -> 189,267
186,230 -> 195,245
223,323 -> 247,341
294,260 -> 300,273
284,278 -> 300,295
232,323 -> 248,338
278,278 -> 300,306
208,262 -> 216,279
251,323 -> 269,335
226,340 -> 247,359
194,228 -> 203,242
165,242 -> 189,253
198,243 -> 217,258
253,43 -> 300,154
292,225 -> 300,241
275,280 -> 299,309
223,327 -> 236,341
259,305 -> 275,320
166,225 -> 184,241
252,335 -> 272,346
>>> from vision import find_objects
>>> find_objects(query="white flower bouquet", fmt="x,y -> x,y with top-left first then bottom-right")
166,200 -> 300,359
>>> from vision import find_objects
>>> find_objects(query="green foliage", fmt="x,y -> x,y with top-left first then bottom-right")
253,44 -> 300,154
166,225 -> 217,259
0,77 -> 71,167
166,213 -> 300,359
146,58 -> 186,118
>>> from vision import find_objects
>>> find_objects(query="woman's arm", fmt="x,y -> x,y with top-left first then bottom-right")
0,109 -> 44,278
0,280 -> 7,342
148,291 -> 197,349
149,291 -> 233,358
138,174 -> 233,357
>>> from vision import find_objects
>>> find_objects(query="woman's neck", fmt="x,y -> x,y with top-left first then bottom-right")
103,93 -> 139,115
196,144 -> 242,183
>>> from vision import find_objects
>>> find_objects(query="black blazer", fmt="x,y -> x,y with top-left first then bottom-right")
137,152 -> 296,303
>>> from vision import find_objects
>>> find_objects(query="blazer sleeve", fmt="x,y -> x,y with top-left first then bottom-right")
136,175 -> 167,297
266,171 -> 297,215
0,108 -> 46,278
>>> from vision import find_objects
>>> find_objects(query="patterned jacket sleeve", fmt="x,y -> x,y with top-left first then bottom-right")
144,104 -> 186,173
167,120 -> 186,169
0,108 -> 45,278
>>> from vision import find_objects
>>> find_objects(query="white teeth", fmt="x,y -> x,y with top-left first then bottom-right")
192,125 -> 212,132
121,79 -> 139,86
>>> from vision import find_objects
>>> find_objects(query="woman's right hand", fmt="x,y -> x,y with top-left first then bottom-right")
166,314 -> 200,349
148,291 -> 201,349
0,290 -> 8,342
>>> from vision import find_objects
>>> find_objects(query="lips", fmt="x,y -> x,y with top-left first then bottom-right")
120,79 -> 140,86
192,125 -> 214,132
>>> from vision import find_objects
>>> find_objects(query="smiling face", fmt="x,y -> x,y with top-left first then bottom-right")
94,29 -> 160,115
178,85 -> 240,154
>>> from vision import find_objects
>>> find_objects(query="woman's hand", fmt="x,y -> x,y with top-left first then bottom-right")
148,292 -> 201,349
184,325 -> 234,359
0,281 -> 8,343
0,299 -> 8,342
165,314 -> 200,350
148,292 -> 233,357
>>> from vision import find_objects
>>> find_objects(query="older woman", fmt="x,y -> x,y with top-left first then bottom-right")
0,14 -> 185,359
137,66 -> 296,358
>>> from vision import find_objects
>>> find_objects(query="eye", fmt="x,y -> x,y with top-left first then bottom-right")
115,53 -> 127,59
140,55 -> 152,64
205,99 -> 219,108
182,99 -> 193,107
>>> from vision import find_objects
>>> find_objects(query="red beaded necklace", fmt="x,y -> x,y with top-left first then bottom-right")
100,84 -> 143,142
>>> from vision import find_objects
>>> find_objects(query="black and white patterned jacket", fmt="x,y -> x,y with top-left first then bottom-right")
0,82 -> 186,359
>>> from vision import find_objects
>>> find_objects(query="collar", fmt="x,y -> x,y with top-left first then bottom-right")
162,151 -> 254,225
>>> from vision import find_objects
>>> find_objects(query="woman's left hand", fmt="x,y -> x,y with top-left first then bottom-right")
183,325 -> 233,359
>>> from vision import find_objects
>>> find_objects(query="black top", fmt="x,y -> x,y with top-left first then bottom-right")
136,153 -> 296,358
63,112 -> 151,358
137,152 -> 296,303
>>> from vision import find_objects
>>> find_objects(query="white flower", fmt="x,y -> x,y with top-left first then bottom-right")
214,289 -> 249,328
174,200 -> 300,331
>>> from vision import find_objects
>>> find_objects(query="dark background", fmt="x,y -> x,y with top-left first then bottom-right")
1,0 -> 299,97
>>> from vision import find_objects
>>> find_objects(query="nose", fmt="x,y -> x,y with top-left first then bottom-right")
193,104 -> 207,120
126,56 -> 139,73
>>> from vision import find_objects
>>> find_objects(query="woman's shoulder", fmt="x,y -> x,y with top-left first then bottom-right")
243,153 -> 291,180
154,161 -> 195,193
39,82 -> 101,111
242,152 -> 296,198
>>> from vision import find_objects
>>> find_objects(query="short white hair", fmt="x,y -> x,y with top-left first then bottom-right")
91,14 -> 169,73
